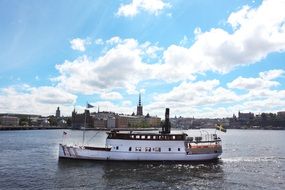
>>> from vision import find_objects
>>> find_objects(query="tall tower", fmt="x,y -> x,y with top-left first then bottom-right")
56,107 -> 60,118
136,93 -> 143,116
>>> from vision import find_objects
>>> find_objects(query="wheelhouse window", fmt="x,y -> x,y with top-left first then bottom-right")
178,148 -> 180,151
129,147 -> 132,151
168,148 -> 171,151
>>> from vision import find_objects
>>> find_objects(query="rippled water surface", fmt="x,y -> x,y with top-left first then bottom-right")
0,129 -> 284,189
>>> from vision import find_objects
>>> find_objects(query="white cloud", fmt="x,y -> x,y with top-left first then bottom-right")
226,70 -> 285,114
100,91 -> 123,100
144,80 -> 237,118
144,69 -> 285,118
58,1 -> 285,98
161,0 -> 285,75
50,0 -> 285,117
90,101 -> 134,115
54,37 -> 176,95
179,35 -> 188,46
153,80 -> 239,107
193,27 -> 202,36
106,36 -> 122,45
116,0 -> 171,17
227,69 -> 284,90
259,69 -> 284,80
140,41 -> 164,60
95,38 -> 104,45
55,38 -> 148,95
227,76 -> 279,90
0,85 -> 77,116
122,100 -> 132,107
227,5 -> 251,30
70,38 -> 91,52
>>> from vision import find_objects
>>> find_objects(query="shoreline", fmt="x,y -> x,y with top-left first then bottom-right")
0,125 -> 69,131
0,125 -> 284,131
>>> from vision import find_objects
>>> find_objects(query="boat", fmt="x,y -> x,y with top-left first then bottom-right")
58,108 -> 222,161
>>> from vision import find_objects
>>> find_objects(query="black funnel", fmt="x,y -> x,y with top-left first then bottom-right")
162,108 -> 171,134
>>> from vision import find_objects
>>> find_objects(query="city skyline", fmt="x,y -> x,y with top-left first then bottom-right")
1,0 -> 285,118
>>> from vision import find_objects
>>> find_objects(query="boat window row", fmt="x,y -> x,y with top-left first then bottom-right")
108,133 -> 185,140
127,147 -> 182,152
131,147 -> 160,152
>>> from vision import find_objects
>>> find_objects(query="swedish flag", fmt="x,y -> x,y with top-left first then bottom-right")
216,124 -> 227,132
86,103 -> 94,108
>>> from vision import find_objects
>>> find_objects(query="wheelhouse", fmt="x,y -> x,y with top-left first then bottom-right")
107,131 -> 187,141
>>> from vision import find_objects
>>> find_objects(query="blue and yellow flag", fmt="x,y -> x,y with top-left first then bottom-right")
216,124 -> 227,132
86,103 -> 94,108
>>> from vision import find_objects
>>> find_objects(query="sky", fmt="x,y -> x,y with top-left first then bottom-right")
0,0 -> 285,118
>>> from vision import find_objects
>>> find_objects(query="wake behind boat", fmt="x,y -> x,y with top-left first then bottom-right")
58,108 -> 223,161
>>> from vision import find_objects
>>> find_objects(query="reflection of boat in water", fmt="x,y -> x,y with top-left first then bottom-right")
59,108 -> 222,161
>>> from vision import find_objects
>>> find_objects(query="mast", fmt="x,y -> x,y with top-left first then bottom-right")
83,109 -> 87,145
83,103 -> 94,146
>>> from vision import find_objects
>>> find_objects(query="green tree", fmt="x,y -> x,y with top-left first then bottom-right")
19,117 -> 29,126
48,116 -> 58,126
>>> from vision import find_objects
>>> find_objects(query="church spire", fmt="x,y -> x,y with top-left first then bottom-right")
138,93 -> 141,106
136,93 -> 143,116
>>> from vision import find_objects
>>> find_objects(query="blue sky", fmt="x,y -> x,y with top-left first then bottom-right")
0,0 -> 285,118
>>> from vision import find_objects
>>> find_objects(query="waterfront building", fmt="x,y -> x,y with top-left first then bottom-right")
0,115 -> 19,126
92,111 -> 116,128
145,115 -> 161,127
0,113 -> 41,126
94,111 -> 115,119
94,119 -> 107,128
238,112 -> 254,122
277,111 -> 285,119
115,114 -> 145,128
115,115 -> 128,128
107,117 -> 116,128
115,114 -> 161,128
71,109 -> 93,129
70,93 -> 160,129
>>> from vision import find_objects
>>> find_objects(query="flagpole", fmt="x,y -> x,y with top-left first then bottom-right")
62,132 -> 65,144
82,102 -> 94,146
83,109 -> 86,146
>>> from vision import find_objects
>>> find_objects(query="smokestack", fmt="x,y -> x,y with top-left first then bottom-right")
165,108 -> 169,120
162,108 -> 171,134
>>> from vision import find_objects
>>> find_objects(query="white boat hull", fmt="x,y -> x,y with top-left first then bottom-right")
59,144 -> 221,161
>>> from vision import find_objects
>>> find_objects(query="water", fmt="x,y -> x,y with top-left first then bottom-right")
0,129 -> 284,189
